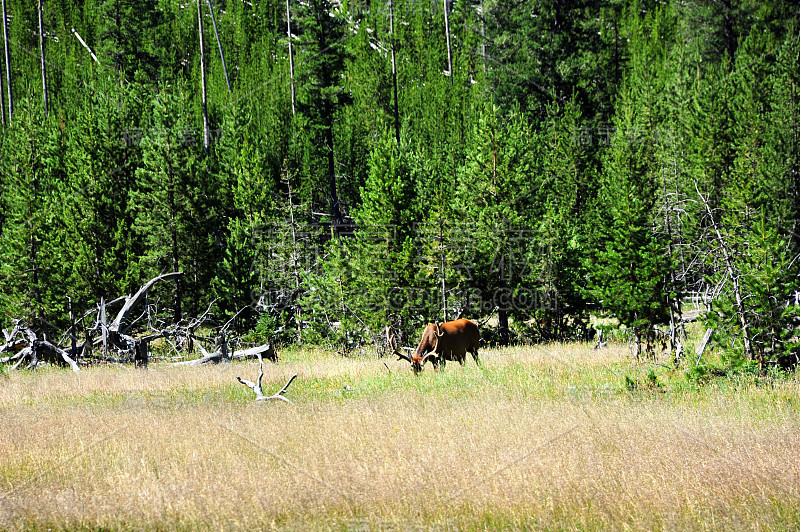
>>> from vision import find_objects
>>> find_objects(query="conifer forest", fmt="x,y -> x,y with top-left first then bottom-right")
0,0 -> 799,370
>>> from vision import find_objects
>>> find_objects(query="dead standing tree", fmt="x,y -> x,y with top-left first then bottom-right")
694,182 -> 755,362
97,271 -> 186,366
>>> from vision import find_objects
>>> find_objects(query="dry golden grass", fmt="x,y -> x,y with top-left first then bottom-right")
1,344 -> 799,530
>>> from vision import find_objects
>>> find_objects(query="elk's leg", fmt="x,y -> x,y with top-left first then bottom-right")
471,348 -> 480,366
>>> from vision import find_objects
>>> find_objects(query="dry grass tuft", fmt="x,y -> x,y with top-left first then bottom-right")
1,344 -> 799,530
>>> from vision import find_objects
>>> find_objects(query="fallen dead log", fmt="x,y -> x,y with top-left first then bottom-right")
173,342 -> 276,366
0,324 -> 80,372
35,339 -> 81,372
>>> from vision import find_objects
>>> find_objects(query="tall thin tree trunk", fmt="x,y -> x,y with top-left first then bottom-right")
205,0 -> 231,93
325,110 -> 342,225
38,0 -> 48,117
197,0 -> 210,154
479,0 -> 486,75
171,209 -> 182,323
286,0 -> 295,116
389,0 -> 400,144
2,0 -> 12,122
443,0 -> 453,83
286,176 -> 302,345
0,40 -> 5,125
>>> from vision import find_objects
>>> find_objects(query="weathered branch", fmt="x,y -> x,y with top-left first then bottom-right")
36,339 -> 80,372
189,298 -> 219,330
192,335 -> 211,358
219,304 -> 248,334
695,327 -> 714,364
111,272 -> 183,334
237,353 -> 296,402
0,324 -> 79,372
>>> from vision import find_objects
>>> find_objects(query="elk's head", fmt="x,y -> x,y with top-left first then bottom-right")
387,324 -> 441,373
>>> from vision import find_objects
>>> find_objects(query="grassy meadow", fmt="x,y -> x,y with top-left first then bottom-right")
1,343 -> 799,531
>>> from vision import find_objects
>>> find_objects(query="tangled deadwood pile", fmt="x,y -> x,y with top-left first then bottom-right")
0,272 -> 276,372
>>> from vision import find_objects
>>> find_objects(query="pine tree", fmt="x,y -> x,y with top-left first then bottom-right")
351,126 -> 419,339
453,103 -> 536,344
484,0 -> 622,123
587,11 -> 672,335
60,81 -> 137,307
98,0 -> 165,84
294,0 -> 352,224
211,101 -> 275,330
0,102 -> 62,323
701,27 -> 800,368
768,26 -> 800,243
131,87 -> 217,322
528,99 -> 594,340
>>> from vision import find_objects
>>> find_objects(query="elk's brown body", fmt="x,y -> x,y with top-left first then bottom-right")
390,319 -> 480,372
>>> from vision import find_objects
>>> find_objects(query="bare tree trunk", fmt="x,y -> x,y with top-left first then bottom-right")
38,0 -> 48,117
0,39 -> 5,125
197,0 -> 210,154
695,327 -> 714,364
443,0 -> 453,83
71,28 -> 100,64
479,0 -> 486,74
2,0 -> 12,122
286,0 -> 295,116
324,101 -> 343,226
205,0 -> 231,93
389,0 -> 400,144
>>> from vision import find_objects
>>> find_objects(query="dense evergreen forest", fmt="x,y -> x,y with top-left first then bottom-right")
0,0 -> 798,369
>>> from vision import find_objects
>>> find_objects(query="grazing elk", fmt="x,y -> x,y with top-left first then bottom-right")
389,318 -> 480,373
